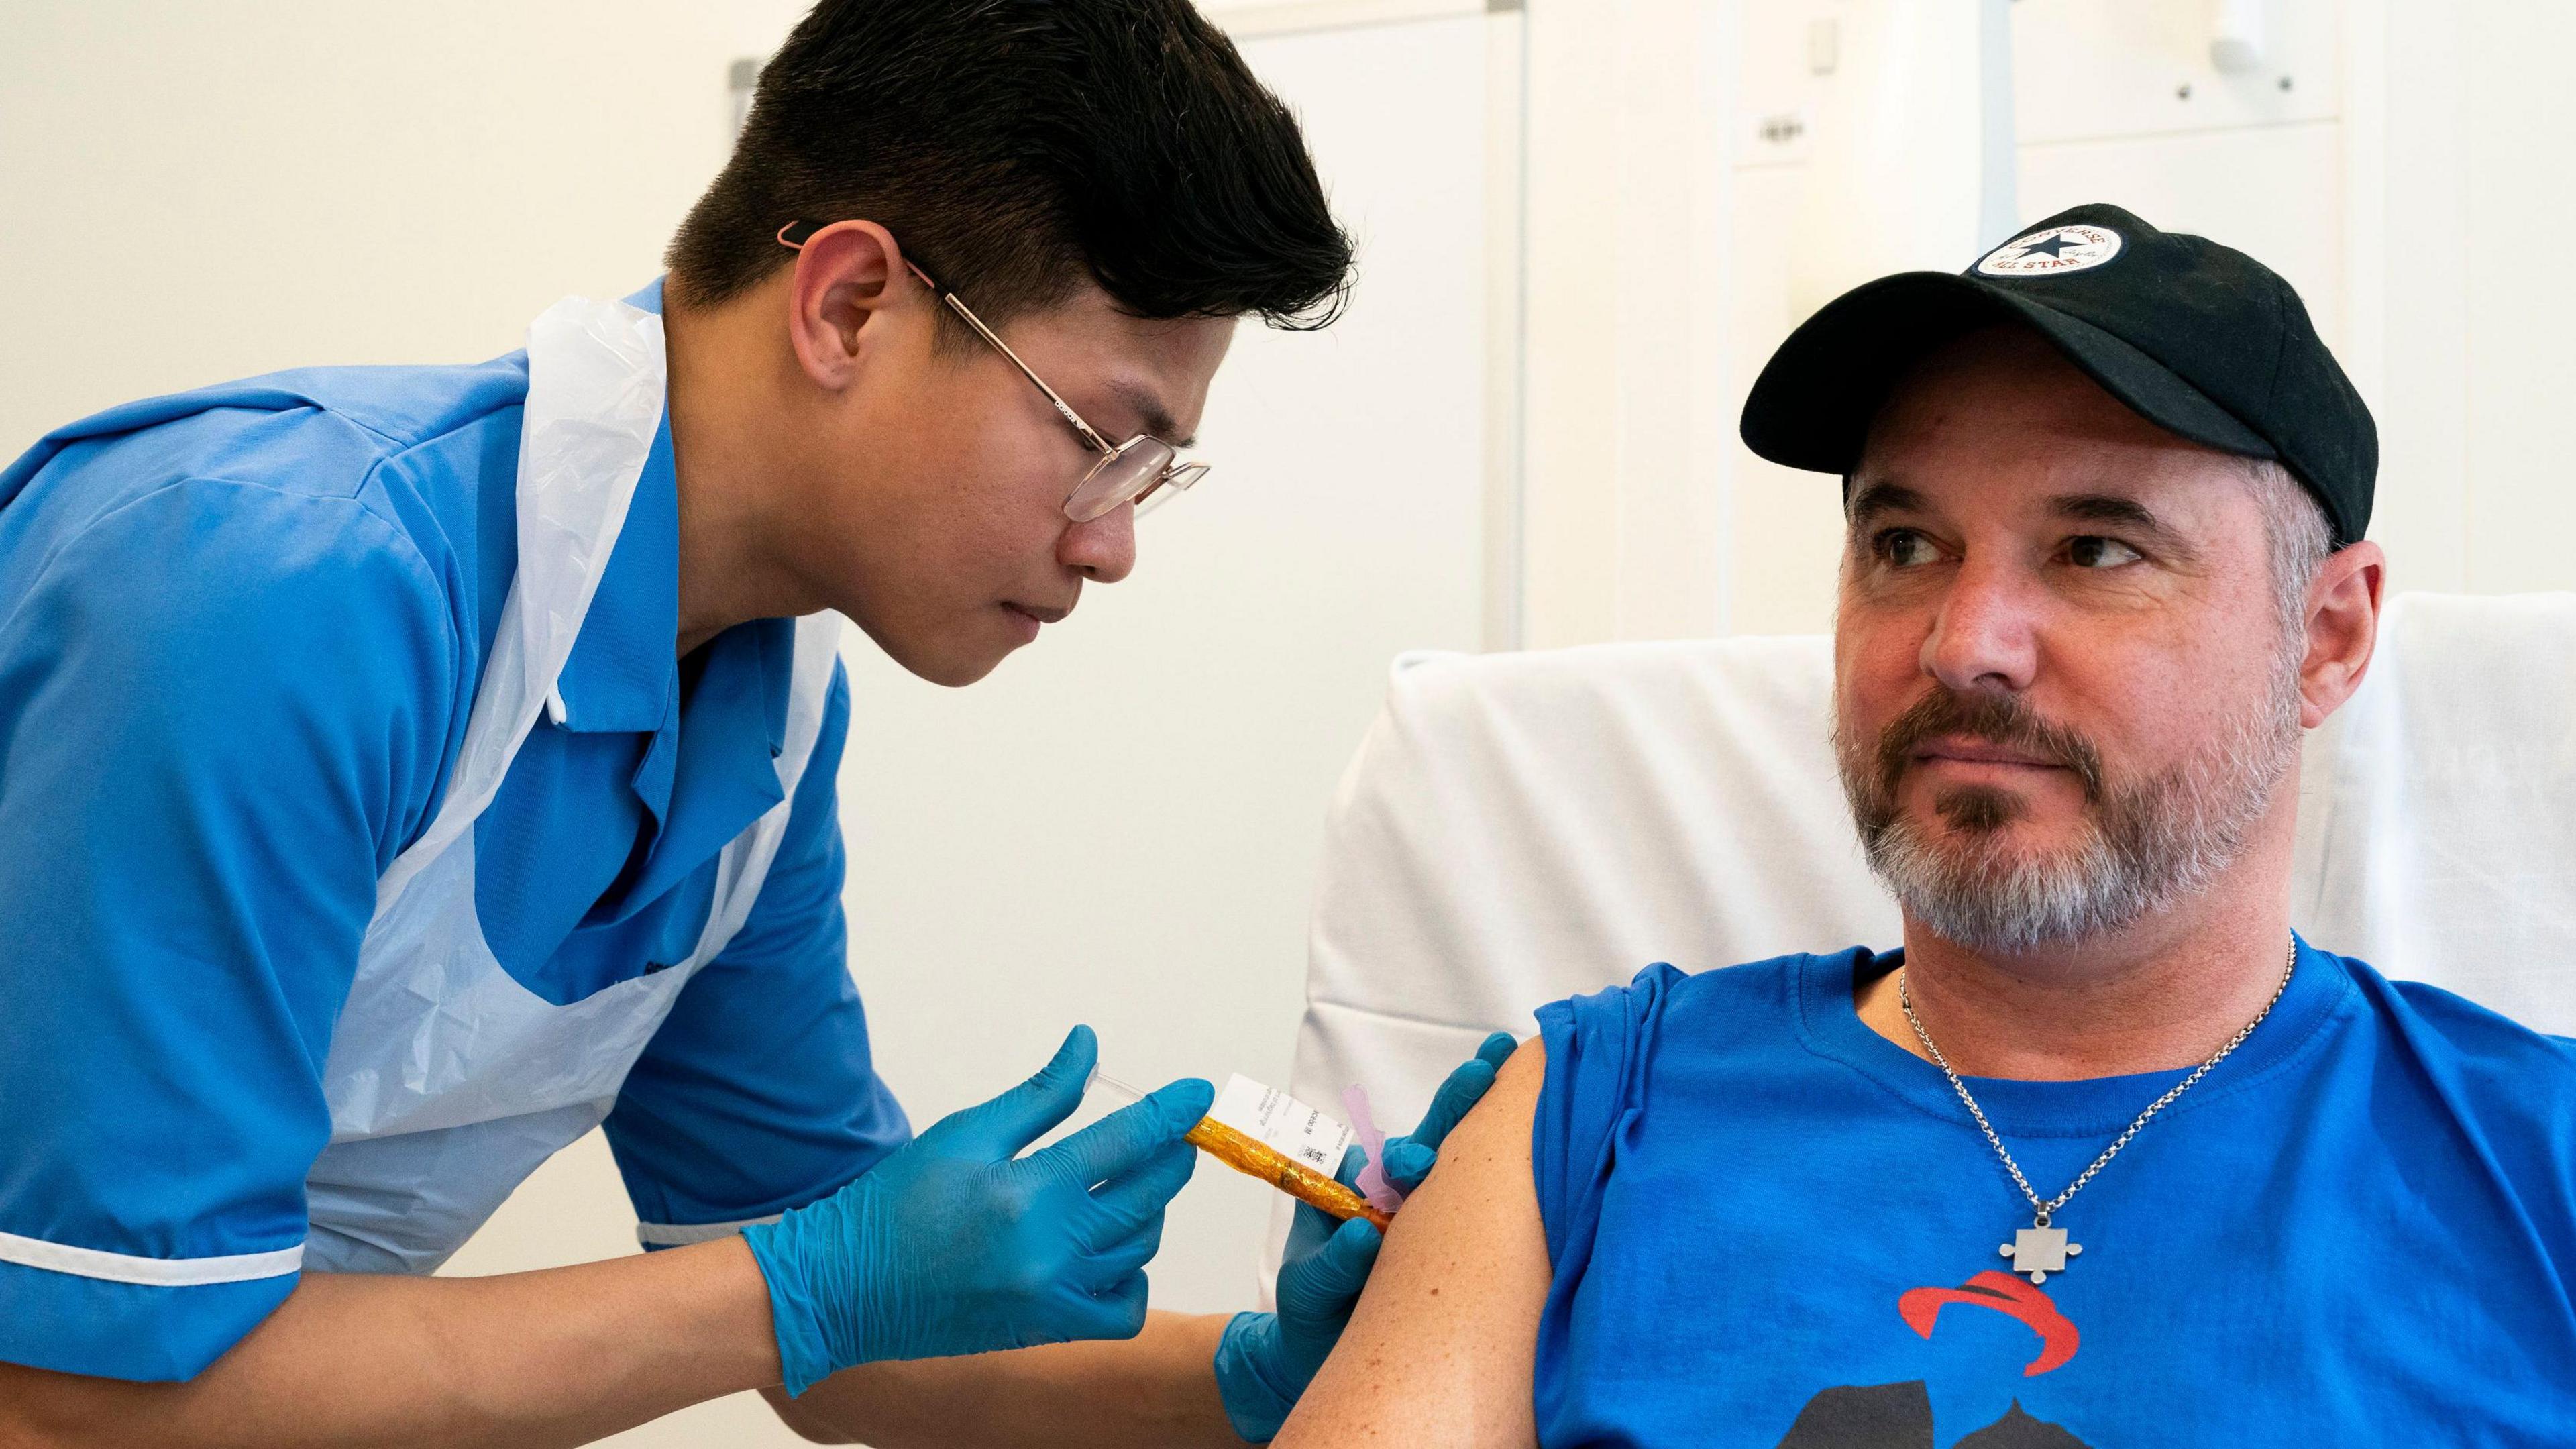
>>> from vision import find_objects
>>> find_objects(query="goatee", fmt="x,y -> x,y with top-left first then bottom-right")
1835,674 -> 2301,953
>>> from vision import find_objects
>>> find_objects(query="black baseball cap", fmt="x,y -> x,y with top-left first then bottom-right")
1739,203 -> 2375,546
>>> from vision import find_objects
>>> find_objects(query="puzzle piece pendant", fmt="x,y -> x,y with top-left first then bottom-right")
2002,1218 -> 2082,1285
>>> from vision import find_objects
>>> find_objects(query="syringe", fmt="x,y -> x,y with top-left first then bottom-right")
1091,1070 -> 1395,1232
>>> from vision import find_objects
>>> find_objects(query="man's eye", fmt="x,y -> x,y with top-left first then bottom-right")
1876,529 -> 1937,567
2068,536 -> 2144,568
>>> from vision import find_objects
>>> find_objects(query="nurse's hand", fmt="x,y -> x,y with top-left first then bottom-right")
745,1026 -> 1210,1395
1210,1032 -> 1520,1441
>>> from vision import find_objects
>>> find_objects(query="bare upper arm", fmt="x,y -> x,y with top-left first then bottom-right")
1273,1038 -> 1552,1449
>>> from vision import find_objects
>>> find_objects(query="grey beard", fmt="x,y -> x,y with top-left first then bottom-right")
1838,666 -> 2304,955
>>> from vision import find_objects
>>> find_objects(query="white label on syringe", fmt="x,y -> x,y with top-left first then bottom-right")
1208,1075 -> 1355,1174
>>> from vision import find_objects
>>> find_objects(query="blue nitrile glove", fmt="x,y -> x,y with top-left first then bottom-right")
1210,1032 -> 1520,1441
1379,1032 -> 1518,1193
745,1026 -> 1211,1395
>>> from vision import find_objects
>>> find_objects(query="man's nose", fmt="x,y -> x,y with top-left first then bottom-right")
1920,558 -> 2039,694
1060,500 -> 1136,584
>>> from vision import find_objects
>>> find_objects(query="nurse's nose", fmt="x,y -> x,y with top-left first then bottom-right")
1061,500 -> 1135,584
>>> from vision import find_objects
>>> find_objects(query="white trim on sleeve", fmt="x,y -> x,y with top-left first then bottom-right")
634,1214 -> 782,1248
0,1228 -> 304,1286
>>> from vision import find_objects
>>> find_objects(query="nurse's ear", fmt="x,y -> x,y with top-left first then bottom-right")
780,219 -> 923,392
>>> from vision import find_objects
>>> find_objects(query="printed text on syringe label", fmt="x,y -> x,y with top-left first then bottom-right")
1210,1075 -> 1355,1173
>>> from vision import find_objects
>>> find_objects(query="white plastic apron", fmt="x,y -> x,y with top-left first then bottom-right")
301,297 -> 841,1274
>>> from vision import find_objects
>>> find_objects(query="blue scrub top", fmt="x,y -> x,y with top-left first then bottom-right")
0,284 -> 910,1381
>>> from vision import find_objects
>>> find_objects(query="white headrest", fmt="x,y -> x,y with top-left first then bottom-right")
2291,592 -> 2576,1030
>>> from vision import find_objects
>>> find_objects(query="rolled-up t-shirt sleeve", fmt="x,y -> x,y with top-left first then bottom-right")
1532,964 -> 1682,1267
0,478 -> 454,1381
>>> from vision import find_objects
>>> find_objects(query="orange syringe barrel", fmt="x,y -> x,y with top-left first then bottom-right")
1185,1117 -> 1395,1232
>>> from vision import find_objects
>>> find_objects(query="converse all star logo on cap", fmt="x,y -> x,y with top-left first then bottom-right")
1976,223 -> 2123,276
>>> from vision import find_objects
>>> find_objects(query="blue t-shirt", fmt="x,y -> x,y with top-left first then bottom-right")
0,286 -> 910,1382
1532,942 -> 2576,1447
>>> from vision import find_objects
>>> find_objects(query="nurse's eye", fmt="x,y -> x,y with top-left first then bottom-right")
1873,529 -> 1939,568
2066,535 -> 2144,569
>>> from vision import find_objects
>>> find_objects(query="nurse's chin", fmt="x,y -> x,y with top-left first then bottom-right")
886,604 -> 1048,688
860,619 -> 1017,689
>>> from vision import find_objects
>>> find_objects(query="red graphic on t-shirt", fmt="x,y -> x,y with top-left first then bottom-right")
1898,1271 -> 2080,1377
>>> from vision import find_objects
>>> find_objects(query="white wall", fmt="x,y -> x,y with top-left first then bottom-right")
1514,0 -> 1738,647
0,2 -> 810,448
2364,0 -> 2576,598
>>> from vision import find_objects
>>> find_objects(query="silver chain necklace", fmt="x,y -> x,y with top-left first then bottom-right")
1898,938 -> 2296,1285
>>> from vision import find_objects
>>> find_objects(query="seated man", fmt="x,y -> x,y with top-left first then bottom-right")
1274,205 -> 2576,1448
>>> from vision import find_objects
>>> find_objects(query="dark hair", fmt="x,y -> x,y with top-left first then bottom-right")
666,0 -> 1354,333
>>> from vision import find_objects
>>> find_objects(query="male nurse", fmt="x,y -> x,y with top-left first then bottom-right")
0,1 -> 1511,1444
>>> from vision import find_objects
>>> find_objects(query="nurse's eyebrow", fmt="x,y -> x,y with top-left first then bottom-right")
1108,381 -> 1192,449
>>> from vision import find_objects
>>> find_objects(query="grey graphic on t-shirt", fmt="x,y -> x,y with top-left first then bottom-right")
1776,1381 -> 2091,1448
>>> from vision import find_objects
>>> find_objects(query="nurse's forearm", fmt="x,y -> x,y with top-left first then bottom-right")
0,1238 -> 780,1449
764,1309 -> 1248,1448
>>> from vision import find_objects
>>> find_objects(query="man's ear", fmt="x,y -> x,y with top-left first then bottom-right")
2297,539 -> 2386,729
782,219 -> 926,392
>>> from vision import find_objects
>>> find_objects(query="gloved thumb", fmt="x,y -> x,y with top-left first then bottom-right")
944,1024 -> 1098,1158
1381,1138 -> 1438,1192
1029,1075 -> 1212,1189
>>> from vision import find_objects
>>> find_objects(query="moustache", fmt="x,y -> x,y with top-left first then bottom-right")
1873,688 -> 2107,804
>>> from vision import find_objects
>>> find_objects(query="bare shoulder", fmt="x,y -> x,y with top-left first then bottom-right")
1274,1039 -> 1550,1449
1433,1036 -> 1548,1193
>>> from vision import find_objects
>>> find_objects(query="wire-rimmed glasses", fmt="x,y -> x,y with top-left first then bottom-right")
777,221 -> 1210,522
